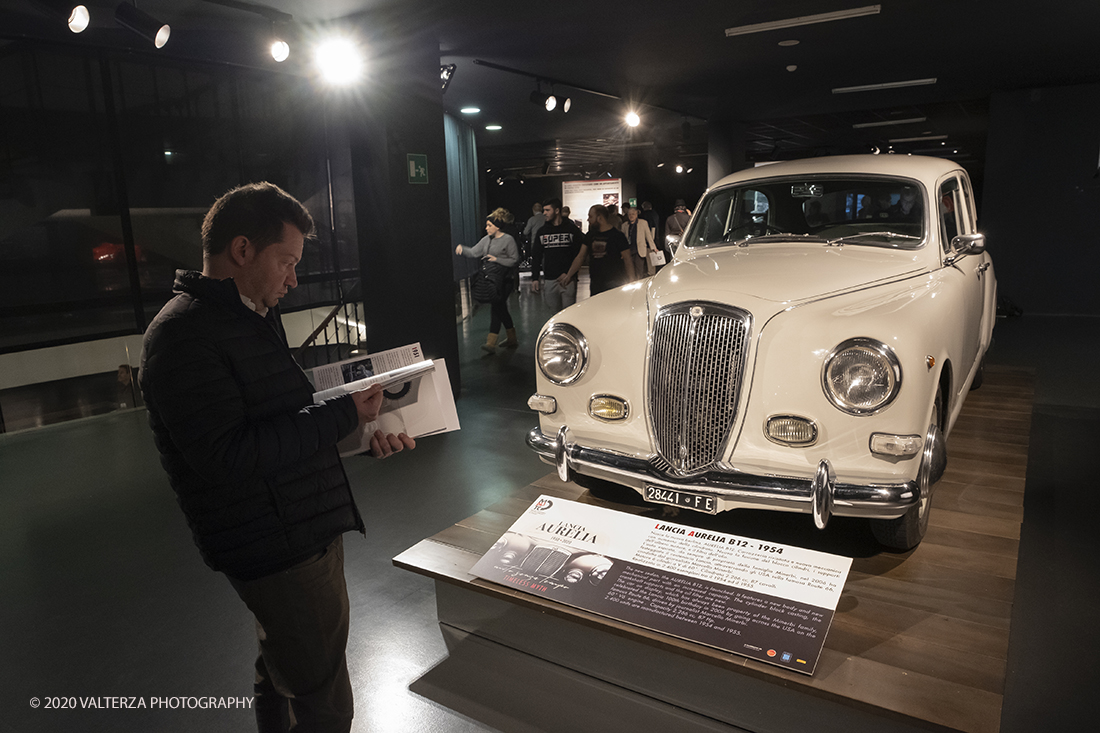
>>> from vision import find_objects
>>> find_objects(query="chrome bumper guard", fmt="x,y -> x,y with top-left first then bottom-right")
526,425 -> 919,526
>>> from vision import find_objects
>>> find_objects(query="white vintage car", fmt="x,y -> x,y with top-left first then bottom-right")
526,155 -> 996,550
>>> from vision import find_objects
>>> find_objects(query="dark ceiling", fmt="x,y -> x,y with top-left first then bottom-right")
4,1 -> 1100,179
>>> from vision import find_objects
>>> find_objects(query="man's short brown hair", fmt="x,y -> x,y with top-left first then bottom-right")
201,182 -> 314,257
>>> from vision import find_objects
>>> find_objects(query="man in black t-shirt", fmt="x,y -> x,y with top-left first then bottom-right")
531,197 -> 583,313
583,204 -> 635,295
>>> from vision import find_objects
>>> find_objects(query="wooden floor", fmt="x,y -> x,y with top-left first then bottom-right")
395,365 -> 1033,733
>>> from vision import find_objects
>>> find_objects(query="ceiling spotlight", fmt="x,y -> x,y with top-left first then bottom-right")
115,2 -> 170,48
787,65 -> 797,72
656,162 -> 665,168
625,111 -> 640,127
441,63 -> 456,92
271,39 -> 290,62
34,2 -> 90,33
485,125 -> 502,131
778,39 -> 800,47
460,107 -> 480,114
562,97 -> 571,113
315,38 -> 363,85
530,91 -> 556,111
675,164 -> 684,173
686,167 -> 694,173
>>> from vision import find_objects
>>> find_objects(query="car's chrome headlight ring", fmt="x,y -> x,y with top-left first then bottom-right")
537,323 -> 589,385
822,337 -> 902,415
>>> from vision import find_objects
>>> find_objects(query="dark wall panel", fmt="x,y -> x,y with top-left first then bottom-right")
982,83 -> 1100,315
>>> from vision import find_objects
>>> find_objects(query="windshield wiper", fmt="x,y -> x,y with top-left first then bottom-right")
825,231 -> 921,247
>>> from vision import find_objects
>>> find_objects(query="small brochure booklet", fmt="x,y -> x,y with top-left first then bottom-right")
309,343 -> 460,456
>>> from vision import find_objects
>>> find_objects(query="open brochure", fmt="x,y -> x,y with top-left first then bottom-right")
309,344 -> 461,456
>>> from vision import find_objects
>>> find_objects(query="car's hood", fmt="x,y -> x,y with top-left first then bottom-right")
651,242 -> 928,305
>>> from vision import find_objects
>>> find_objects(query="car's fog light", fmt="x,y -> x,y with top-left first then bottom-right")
589,395 -> 628,421
870,433 -> 923,456
765,415 -> 817,446
527,393 -> 557,414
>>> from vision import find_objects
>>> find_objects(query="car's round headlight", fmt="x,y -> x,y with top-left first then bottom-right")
537,323 -> 588,385
822,338 -> 901,415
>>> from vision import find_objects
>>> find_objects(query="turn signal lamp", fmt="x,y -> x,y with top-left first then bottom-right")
527,394 -> 557,415
870,433 -> 923,457
589,395 -> 628,421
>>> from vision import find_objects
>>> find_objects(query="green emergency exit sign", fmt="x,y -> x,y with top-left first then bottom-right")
407,154 -> 428,184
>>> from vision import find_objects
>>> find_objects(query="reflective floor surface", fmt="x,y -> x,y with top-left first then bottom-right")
1,283 -> 1097,732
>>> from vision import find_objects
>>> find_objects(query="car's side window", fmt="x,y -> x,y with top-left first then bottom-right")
959,176 -> 978,234
939,177 -> 963,252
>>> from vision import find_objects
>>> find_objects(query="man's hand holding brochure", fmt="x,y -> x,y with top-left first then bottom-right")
310,343 -> 461,457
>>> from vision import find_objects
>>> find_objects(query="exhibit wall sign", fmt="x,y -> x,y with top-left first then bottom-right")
562,179 -> 622,234
470,496 -> 853,674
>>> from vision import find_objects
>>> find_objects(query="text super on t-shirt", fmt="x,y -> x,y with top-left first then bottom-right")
531,221 -> 581,280
586,227 -> 631,295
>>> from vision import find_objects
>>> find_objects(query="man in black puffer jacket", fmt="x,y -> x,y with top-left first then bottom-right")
141,182 -> 414,733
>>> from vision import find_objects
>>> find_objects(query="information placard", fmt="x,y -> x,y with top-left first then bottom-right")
470,496 -> 852,674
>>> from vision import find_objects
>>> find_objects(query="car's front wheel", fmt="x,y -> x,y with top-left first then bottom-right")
870,391 -> 947,550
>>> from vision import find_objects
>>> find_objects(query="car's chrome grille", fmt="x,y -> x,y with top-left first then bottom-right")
519,546 -> 570,577
649,302 -> 751,474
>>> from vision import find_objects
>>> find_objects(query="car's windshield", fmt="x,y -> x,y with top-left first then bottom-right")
682,175 -> 926,249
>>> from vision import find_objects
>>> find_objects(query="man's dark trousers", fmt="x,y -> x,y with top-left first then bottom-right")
229,536 -> 353,733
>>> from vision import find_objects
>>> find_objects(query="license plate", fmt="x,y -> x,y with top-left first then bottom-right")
644,486 -> 718,514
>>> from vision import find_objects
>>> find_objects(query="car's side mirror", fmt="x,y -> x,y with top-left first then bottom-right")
951,233 -> 986,255
945,233 -> 985,265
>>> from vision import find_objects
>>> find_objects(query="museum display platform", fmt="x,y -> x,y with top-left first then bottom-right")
394,366 -> 1032,733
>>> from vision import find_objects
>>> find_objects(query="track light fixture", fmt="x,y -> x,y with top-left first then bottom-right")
201,1 -> 295,62
530,90 -> 556,112
269,20 -> 290,62
115,2 -> 170,48
271,38 -> 290,62
33,1 -> 90,33
441,64 -> 456,92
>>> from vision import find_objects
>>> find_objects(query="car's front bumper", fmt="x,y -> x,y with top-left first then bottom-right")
526,425 -> 920,527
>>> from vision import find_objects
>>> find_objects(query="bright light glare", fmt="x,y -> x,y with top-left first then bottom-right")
675,164 -> 684,173
545,95 -> 556,111
460,107 -> 480,114
315,38 -> 364,85
68,5 -> 90,33
625,111 -> 640,127
271,40 -> 290,62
